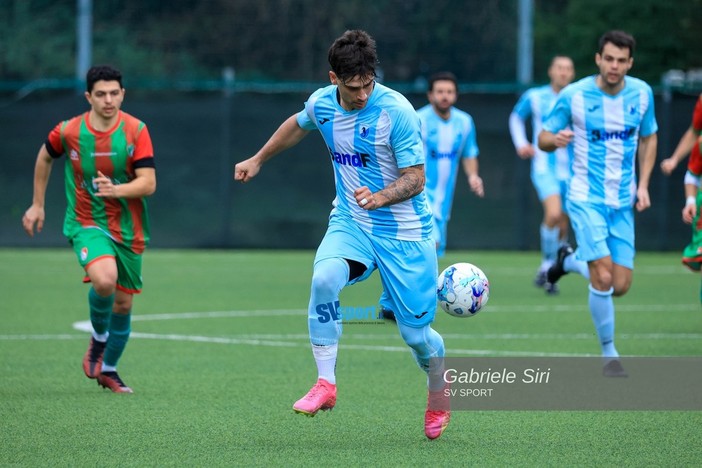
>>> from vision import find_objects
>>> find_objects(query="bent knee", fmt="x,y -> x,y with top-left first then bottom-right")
91,278 -> 117,296
613,282 -> 632,297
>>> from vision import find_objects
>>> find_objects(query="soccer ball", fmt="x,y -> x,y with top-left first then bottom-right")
437,263 -> 490,317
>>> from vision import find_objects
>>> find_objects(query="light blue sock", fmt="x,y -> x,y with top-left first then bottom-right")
588,285 -> 618,357
540,224 -> 560,264
307,258 -> 348,346
397,322 -> 446,391
564,251 -> 590,279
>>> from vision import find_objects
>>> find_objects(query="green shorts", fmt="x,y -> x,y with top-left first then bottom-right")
682,192 -> 702,272
70,227 -> 144,294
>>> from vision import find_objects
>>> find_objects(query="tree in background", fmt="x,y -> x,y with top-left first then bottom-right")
1,0 -> 701,86
534,0 -> 702,84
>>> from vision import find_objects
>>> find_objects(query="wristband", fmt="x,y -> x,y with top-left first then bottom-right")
686,196 -> 696,207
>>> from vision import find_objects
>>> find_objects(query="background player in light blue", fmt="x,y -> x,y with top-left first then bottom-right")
538,30 -> 658,377
509,56 -> 581,294
379,71 -> 483,321
234,30 -> 450,440
421,71 -> 484,257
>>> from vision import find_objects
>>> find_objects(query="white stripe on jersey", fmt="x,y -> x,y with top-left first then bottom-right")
569,92 -> 589,202
603,96 -> 625,206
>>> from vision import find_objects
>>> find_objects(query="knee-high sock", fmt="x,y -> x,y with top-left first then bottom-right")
88,287 -> 113,340
540,224 -> 560,265
102,312 -> 131,370
307,258 -> 348,384
588,285 -> 617,357
397,322 -> 446,391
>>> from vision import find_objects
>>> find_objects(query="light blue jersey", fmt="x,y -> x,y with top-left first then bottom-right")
419,104 -> 479,223
543,75 -> 658,208
511,84 -> 571,184
297,82 -> 432,241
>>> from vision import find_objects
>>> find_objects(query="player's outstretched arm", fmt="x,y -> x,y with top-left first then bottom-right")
22,145 -> 54,237
234,114 -> 309,183
661,127 -> 697,175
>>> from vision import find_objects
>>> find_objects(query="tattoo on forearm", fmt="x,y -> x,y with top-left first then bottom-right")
379,166 -> 424,206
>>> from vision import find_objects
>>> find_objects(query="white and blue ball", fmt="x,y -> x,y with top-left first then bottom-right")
437,262 -> 490,318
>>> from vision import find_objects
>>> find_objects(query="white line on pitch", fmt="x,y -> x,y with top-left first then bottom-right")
103,303 -> 700,323
117,331 -> 597,358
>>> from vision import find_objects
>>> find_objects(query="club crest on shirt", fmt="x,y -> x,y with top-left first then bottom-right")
70,149 -> 79,160
127,144 -> 135,157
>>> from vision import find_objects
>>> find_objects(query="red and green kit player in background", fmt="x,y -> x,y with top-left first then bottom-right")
22,65 -> 156,393
677,95 -> 702,301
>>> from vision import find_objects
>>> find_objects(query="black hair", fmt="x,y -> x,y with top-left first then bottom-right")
598,30 -> 636,57
86,65 -> 123,93
427,71 -> 458,92
328,30 -> 378,83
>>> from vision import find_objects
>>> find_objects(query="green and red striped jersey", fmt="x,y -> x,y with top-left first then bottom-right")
687,95 -> 702,176
46,111 -> 155,253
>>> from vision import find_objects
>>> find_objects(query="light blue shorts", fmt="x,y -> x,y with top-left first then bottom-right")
565,200 -> 635,269
315,214 -> 438,327
532,170 -> 568,203
432,216 -> 448,258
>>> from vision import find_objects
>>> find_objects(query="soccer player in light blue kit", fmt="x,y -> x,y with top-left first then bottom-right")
234,30 -> 450,439
539,30 -> 658,376
420,71 -> 484,257
509,56 -> 588,294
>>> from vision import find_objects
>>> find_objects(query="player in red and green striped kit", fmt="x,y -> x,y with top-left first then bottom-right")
22,65 -> 156,393
677,95 -> 702,302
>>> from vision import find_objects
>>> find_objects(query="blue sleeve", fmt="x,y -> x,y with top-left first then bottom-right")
391,105 -> 424,168
462,115 -> 479,159
512,91 -> 533,120
542,92 -> 571,133
639,85 -> 658,137
296,106 -> 317,131
296,89 -> 325,131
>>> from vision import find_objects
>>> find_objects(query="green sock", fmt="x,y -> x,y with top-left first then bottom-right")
88,287 -> 114,336
104,312 -> 131,368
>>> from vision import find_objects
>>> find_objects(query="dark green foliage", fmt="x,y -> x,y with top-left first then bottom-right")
2,0 -> 700,84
